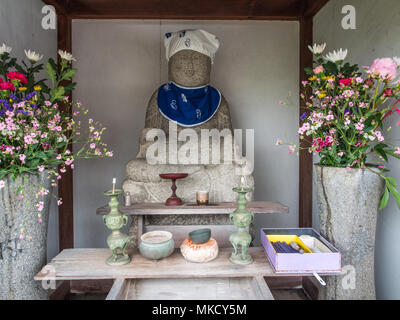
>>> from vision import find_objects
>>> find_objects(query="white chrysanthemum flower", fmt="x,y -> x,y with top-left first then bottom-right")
58,50 -> 76,62
24,49 -> 43,62
308,43 -> 326,55
325,48 -> 348,63
0,43 -> 12,55
393,56 -> 400,67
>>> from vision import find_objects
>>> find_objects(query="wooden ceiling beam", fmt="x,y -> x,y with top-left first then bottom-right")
65,0 -> 303,20
303,0 -> 330,17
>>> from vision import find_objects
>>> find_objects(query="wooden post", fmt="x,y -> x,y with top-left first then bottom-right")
57,13 -> 74,251
298,16 -> 313,227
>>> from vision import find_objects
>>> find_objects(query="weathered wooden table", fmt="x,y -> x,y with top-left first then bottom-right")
36,201 -> 327,300
35,247 -> 329,300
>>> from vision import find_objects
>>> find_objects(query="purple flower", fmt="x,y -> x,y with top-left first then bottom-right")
300,112 -> 307,120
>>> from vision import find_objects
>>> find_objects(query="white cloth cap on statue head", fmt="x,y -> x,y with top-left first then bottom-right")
164,29 -> 220,64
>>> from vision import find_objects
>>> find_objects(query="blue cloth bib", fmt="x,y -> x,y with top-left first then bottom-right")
157,82 -> 221,127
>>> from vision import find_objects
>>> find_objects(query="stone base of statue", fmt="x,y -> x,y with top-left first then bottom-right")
123,160 -> 254,248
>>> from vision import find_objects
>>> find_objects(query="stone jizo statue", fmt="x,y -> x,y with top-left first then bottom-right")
123,30 -> 254,247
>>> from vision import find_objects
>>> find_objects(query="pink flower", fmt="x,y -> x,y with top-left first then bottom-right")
275,139 -> 283,146
370,58 -> 398,81
383,88 -> 394,97
24,135 -> 33,144
288,145 -> 296,154
90,143 -> 96,149
395,147 -> 400,155
313,65 -> 324,74
37,201 -> 44,212
346,166 -> 351,171
37,165 -> 44,172
57,199 -> 63,206
338,152 -> 344,157
0,180 -> 5,189
19,154 -> 26,164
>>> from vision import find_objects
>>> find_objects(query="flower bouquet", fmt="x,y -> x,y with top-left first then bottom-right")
0,43 -> 113,237
278,43 -> 400,210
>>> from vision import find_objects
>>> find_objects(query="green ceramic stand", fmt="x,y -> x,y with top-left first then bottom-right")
229,187 -> 254,265
103,189 -> 131,266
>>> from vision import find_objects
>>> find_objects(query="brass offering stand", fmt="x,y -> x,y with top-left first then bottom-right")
103,188 -> 131,266
229,186 -> 254,265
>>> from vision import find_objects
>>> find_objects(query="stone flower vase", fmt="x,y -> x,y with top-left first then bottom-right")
0,171 -> 52,300
314,165 -> 384,300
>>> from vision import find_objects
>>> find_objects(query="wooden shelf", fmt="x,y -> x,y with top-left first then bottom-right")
35,247 -> 335,281
96,201 -> 289,216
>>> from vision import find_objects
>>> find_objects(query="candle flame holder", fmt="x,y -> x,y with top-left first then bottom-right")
103,189 -> 131,266
229,186 -> 254,265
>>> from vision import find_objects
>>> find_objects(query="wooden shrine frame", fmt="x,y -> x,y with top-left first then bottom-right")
43,0 -> 330,252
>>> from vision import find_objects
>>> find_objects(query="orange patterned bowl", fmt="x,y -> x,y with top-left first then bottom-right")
180,237 -> 219,263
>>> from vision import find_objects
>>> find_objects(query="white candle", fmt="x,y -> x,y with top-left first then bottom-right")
112,178 -> 116,193
240,176 -> 245,187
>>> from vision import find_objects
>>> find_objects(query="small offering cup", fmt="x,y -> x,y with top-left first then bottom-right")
196,191 -> 209,205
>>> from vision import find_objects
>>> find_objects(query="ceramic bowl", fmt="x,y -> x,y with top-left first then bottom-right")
139,231 -> 174,261
189,228 -> 211,244
180,237 -> 219,263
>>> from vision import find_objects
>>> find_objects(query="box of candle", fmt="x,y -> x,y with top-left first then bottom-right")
260,228 -> 341,274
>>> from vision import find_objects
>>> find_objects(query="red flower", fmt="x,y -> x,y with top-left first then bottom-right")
339,78 -> 352,86
364,78 -> 374,87
0,82 -> 15,91
6,71 -> 28,84
384,88 -> 394,97
0,78 -> 3,83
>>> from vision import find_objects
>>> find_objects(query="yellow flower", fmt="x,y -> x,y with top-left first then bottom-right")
318,91 -> 327,99
308,75 -> 317,81
18,87 -> 27,91
34,85 -> 42,91
323,76 -> 335,81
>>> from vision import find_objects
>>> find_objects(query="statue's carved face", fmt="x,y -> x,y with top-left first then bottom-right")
168,50 -> 211,87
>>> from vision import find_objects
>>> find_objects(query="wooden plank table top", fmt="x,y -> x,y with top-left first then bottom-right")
96,201 -> 289,216
35,247 -> 335,281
